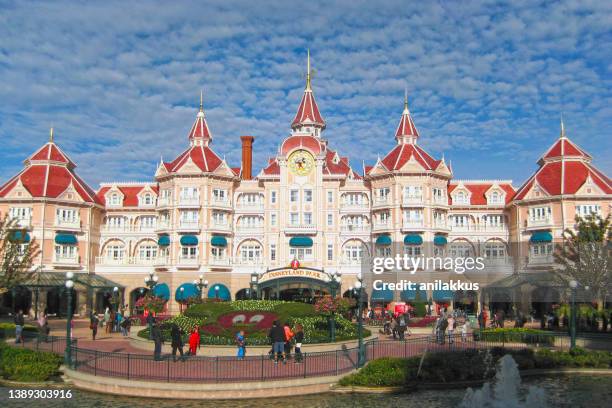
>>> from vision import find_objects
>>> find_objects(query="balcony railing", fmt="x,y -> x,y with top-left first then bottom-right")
211,222 -> 231,231
211,197 -> 231,207
178,196 -> 200,206
402,195 -> 423,204
157,197 -> 172,207
13,218 -> 32,228
178,221 -> 200,230
232,257 -> 264,266
528,217 -> 553,228
340,224 -> 369,232
341,202 -> 369,211
53,255 -> 79,265
372,222 -> 391,231
155,221 -> 171,231
402,219 -> 424,229
236,201 -> 264,210
528,254 -> 553,265
55,219 -> 81,229
101,224 -> 158,233
209,257 -> 230,266
177,256 -> 200,265
373,197 -> 390,206
285,224 -> 316,233
236,225 -> 264,233
95,256 -> 157,266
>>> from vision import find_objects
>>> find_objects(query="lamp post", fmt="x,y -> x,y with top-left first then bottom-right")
250,271 -> 259,300
569,280 -> 578,350
214,285 -> 220,300
144,272 -> 159,339
64,272 -> 74,368
194,274 -> 208,300
355,272 -> 365,367
328,270 -> 342,342
112,286 -> 119,312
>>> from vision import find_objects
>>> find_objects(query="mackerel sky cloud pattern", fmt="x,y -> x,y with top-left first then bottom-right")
0,0 -> 610,187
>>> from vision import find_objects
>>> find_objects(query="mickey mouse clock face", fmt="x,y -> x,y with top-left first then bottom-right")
288,150 -> 315,176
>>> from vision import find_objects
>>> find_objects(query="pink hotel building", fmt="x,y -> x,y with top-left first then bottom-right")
1,58 -> 610,317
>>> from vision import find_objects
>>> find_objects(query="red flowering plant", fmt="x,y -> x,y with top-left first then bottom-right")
314,295 -> 350,317
135,295 -> 166,314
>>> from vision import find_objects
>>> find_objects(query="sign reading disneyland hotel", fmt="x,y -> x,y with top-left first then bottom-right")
0,54 -> 610,316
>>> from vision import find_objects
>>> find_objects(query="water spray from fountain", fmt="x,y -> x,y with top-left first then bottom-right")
460,355 -> 548,408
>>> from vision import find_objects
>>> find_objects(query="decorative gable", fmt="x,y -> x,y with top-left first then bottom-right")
525,180 -> 549,199
575,174 -> 605,196
5,179 -> 32,199
105,187 -> 124,207
485,185 -> 506,206
57,181 -> 84,203
451,184 -> 471,205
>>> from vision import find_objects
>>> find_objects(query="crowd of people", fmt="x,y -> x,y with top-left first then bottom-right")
267,320 -> 304,364
87,306 -> 132,340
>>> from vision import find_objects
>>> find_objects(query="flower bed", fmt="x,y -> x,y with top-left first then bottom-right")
138,300 -> 369,344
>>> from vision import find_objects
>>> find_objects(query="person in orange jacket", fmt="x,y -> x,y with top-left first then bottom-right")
283,322 -> 294,358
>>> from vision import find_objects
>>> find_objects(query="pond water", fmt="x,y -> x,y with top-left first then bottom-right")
1,375 -> 611,408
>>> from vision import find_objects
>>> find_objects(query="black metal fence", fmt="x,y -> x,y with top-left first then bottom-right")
13,331 -> 77,354
63,332 -> 578,383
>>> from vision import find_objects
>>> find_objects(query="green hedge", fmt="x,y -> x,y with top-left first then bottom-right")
0,343 -> 62,382
339,348 -> 612,387
474,328 -> 555,345
0,323 -> 39,339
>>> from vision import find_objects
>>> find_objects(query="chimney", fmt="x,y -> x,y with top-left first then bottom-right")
240,136 -> 254,180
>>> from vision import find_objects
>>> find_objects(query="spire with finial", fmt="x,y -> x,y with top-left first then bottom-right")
395,90 -> 419,143
560,113 -> 566,139
291,49 -> 325,133
49,126 -> 54,143
188,89 -> 212,145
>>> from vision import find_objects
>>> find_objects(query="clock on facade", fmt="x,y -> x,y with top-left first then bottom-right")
288,149 -> 315,176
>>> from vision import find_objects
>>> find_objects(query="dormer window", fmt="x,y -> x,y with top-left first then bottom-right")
141,193 -> 155,206
488,190 -> 504,205
454,190 -> 469,205
108,193 -> 121,207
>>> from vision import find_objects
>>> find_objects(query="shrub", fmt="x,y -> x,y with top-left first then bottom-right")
0,323 -> 39,339
0,343 -> 62,382
475,328 -> 555,345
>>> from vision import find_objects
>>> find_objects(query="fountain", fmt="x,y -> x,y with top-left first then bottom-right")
460,354 -> 548,408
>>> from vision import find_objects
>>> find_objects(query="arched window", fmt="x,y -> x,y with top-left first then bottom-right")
108,193 -> 121,206
239,240 -> 262,263
142,193 -> 154,206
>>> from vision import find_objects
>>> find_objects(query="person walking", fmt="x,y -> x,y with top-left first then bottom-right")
170,324 -> 185,362
268,320 -> 286,364
461,319 -> 469,343
103,307 -> 111,334
152,322 -> 164,361
447,316 -> 455,344
397,313 -> 407,340
107,310 -> 115,333
90,311 -> 99,340
235,330 -> 246,360
114,310 -> 123,333
14,310 -> 24,344
293,324 -> 304,363
188,328 -> 200,356
437,316 -> 448,344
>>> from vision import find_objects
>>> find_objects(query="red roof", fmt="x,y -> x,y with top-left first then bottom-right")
262,159 -> 280,175
0,142 -> 100,204
514,136 -> 611,200
188,110 -> 212,141
448,182 -> 515,205
96,185 -> 158,207
164,145 -> 223,173
324,149 -> 352,176
395,104 -> 419,139
378,144 -> 440,172
291,89 -> 325,130
281,135 -> 323,155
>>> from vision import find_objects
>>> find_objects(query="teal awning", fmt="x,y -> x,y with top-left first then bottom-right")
211,235 -> 228,247
55,234 -> 77,245
404,234 -> 423,245
530,231 -> 553,243
400,288 -> 427,302
158,235 -> 170,246
176,283 -> 199,302
152,283 -> 170,301
375,235 -> 392,246
371,288 -> 393,302
180,235 -> 198,246
10,231 -> 31,243
434,235 -> 447,246
433,289 -> 454,301
208,284 -> 231,301
289,236 -> 313,247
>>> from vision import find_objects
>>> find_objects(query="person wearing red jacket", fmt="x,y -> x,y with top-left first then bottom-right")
188,328 -> 200,356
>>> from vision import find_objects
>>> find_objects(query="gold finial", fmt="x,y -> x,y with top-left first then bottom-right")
560,113 -> 566,139
199,89 -> 204,112
306,49 -> 312,90
49,126 -> 54,143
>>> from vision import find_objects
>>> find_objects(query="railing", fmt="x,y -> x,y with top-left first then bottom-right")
13,218 -> 32,228
209,257 -> 230,266
61,332 -> 578,382
340,224 -> 369,232
157,197 -> 172,207
177,256 -> 200,265
402,220 -> 424,228
53,255 -> 79,264
101,225 -> 157,233
236,202 -> 264,210
527,217 -> 552,228
211,198 -> 231,207
402,195 -> 423,204
12,332 -> 77,355
285,224 -> 316,232
178,196 -> 200,206
55,219 -> 81,229
232,257 -> 264,265
95,256 -> 157,266
178,221 -> 200,230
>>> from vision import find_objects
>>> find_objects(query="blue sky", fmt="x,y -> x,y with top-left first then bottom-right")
0,0 -> 610,188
